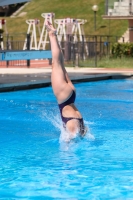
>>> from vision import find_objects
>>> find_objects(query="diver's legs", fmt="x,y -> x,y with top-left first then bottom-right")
46,21 -> 75,103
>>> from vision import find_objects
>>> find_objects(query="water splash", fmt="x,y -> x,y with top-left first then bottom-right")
41,110 -> 95,143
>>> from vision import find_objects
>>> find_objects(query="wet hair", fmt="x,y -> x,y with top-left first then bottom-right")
80,126 -> 88,137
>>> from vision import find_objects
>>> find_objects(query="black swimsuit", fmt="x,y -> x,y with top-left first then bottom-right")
58,90 -> 84,129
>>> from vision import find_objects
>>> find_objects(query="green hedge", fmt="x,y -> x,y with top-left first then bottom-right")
112,43 -> 133,58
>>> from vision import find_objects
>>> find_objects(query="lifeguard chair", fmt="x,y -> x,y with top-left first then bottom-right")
38,13 -> 55,50
23,19 -> 41,50
54,17 -> 88,56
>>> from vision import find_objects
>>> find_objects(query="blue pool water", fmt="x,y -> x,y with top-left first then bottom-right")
0,79 -> 133,199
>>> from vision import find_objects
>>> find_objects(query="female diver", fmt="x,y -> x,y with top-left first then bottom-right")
46,21 -> 87,139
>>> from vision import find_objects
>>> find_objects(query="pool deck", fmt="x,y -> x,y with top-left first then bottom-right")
0,67 -> 133,92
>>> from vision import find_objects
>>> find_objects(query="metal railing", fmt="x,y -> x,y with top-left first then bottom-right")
0,34 -> 124,67
58,35 -> 122,67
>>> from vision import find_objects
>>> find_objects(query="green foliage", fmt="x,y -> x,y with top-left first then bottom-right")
112,43 -> 133,58
66,56 -> 133,68
98,56 -> 133,68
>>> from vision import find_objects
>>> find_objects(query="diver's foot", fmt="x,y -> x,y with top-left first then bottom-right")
45,21 -> 57,35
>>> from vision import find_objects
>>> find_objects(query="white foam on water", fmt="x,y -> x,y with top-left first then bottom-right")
41,111 -> 95,143
41,111 -> 62,130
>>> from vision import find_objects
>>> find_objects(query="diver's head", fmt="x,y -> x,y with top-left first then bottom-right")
78,118 -> 88,137
80,125 -> 88,137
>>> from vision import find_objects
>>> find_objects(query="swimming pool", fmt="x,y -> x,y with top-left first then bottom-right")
0,79 -> 133,199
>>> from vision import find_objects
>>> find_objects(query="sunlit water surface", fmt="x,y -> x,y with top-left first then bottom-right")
0,79 -> 133,199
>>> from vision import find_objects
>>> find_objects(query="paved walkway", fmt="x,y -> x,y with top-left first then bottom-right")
0,67 -> 133,92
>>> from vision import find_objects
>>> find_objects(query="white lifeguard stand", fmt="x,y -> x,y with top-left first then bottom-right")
23,19 -> 41,50
0,19 -> 8,50
54,18 -> 87,42
72,19 -> 87,42
38,13 -> 55,50
54,18 -> 88,56
72,19 -> 88,56
54,18 -> 68,43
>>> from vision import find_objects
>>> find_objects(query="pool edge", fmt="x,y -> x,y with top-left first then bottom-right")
0,73 -> 132,93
